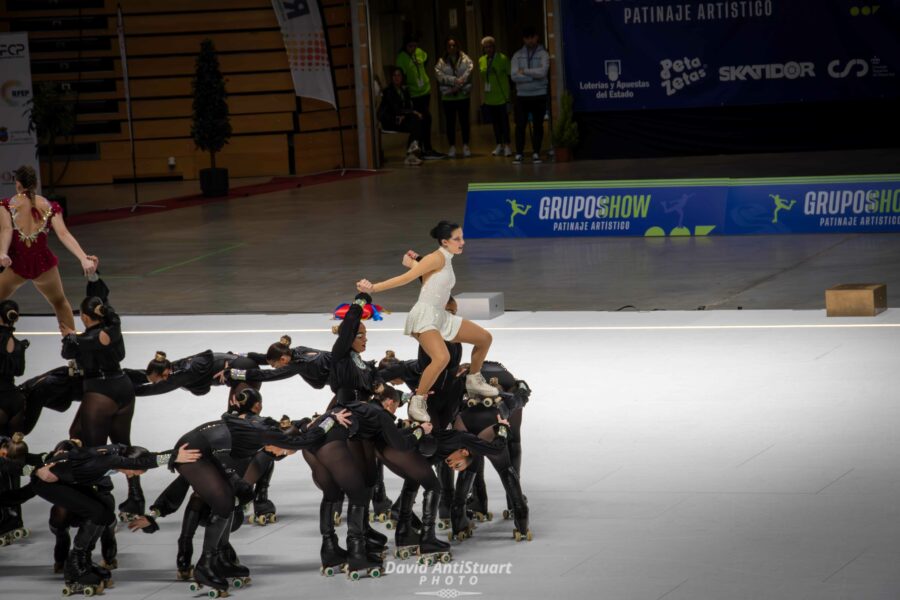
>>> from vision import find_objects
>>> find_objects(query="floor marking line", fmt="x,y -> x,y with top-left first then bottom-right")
822,545 -> 870,583
735,444 -> 776,468
146,242 -> 247,276
816,468 -> 855,495
655,578 -> 690,600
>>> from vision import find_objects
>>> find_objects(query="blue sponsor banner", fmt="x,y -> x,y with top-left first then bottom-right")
463,175 -> 900,238
560,0 -> 900,111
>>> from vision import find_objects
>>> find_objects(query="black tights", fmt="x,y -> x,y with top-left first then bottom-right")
308,435 -> 367,505
378,445 -> 439,492
69,392 -> 134,447
176,457 -> 233,519
0,390 -> 25,436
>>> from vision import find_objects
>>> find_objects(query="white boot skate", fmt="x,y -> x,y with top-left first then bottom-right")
466,372 -> 499,397
407,394 -> 431,422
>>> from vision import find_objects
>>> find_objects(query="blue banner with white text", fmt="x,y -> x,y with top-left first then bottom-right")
463,176 -> 900,238
560,0 -> 900,111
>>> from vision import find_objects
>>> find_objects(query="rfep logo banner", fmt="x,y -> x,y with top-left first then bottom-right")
561,0 -> 900,111
0,32 -> 39,199
464,175 -> 900,238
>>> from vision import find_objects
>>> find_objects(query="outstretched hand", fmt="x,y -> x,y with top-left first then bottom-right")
214,361 -> 229,384
128,516 -> 152,531
333,409 -> 352,428
174,443 -> 201,464
496,414 -> 510,427
356,279 -> 374,293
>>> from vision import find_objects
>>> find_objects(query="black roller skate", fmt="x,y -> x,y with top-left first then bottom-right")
212,514 -> 251,589
387,494 -> 422,531
98,523 -> 117,570
437,463 -> 453,531
51,524 -> 71,573
176,504 -> 201,580
319,500 -> 348,577
501,467 -> 532,542
118,475 -> 145,522
370,479 -> 392,524
188,514 -> 230,598
365,508 -> 388,560
396,488 -> 452,565
0,506 -> 29,547
393,486 -> 420,560
61,521 -> 106,597
468,465 -> 493,522
250,483 -> 276,526
448,470 -> 477,542
345,504 -> 383,580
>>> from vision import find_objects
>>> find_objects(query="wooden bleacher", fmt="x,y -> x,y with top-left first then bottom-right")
1,0 -> 359,186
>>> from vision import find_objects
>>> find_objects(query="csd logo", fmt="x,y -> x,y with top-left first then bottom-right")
828,59 -> 869,78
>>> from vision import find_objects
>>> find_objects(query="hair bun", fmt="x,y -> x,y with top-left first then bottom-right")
331,325 -> 340,335
384,350 -> 395,359
154,351 -> 167,362
71,438 -> 83,447
96,304 -> 106,316
5,309 -> 17,324
11,432 -> 24,443
280,335 -> 292,346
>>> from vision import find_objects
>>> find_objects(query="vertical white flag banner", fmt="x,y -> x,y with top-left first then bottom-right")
0,32 -> 40,198
271,0 -> 337,109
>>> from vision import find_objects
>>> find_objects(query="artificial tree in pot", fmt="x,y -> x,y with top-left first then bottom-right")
26,81 -> 76,211
552,91 -> 579,162
192,39 -> 232,197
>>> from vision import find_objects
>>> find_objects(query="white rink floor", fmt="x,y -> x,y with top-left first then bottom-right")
4,309 -> 900,600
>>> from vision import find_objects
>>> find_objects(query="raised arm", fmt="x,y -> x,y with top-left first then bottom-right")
358,251 -> 443,294
50,209 -> 97,275
0,207 -> 12,267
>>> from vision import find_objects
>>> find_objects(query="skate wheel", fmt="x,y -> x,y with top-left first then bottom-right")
483,397 -> 494,407
370,567 -> 381,578
502,509 -> 512,520
254,515 -> 267,526
526,530 -> 533,541
322,566 -> 335,577
62,587 -> 73,597
384,520 -> 394,530
333,513 -> 342,526
514,530 -> 522,542
189,582 -> 201,592
377,513 -> 387,523
83,587 -> 95,597
247,515 -> 254,524
269,515 -> 277,523
441,553 -> 452,563
467,399 -> 477,407
233,578 -> 243,588
0,537 -> 6,547
368,513 -> 374,522
349,570 -> 360,581
485,512 -> 493,522
398,549 -> 410,559
20,528 -> 30,538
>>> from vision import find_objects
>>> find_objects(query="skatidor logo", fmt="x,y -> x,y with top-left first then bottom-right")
506,199 -> 532,228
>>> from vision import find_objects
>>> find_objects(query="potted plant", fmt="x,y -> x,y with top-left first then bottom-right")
553,91 -> 579,162
191,39 -> 232,197
26,81 -> 76,213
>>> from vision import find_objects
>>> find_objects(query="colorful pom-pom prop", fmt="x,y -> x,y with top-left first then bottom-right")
332,303 -> 387,321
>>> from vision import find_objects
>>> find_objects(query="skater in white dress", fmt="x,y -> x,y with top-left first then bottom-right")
356,221 -> 498,422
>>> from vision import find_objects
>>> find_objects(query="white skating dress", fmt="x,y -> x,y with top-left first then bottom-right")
403,246 -> 463,340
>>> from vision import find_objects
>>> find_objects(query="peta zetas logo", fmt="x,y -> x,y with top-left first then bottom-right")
660,57 -> 706,96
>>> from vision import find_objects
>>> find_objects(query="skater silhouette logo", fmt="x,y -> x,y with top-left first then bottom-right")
770,194 -> 797,224
506,199 -> 532,228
